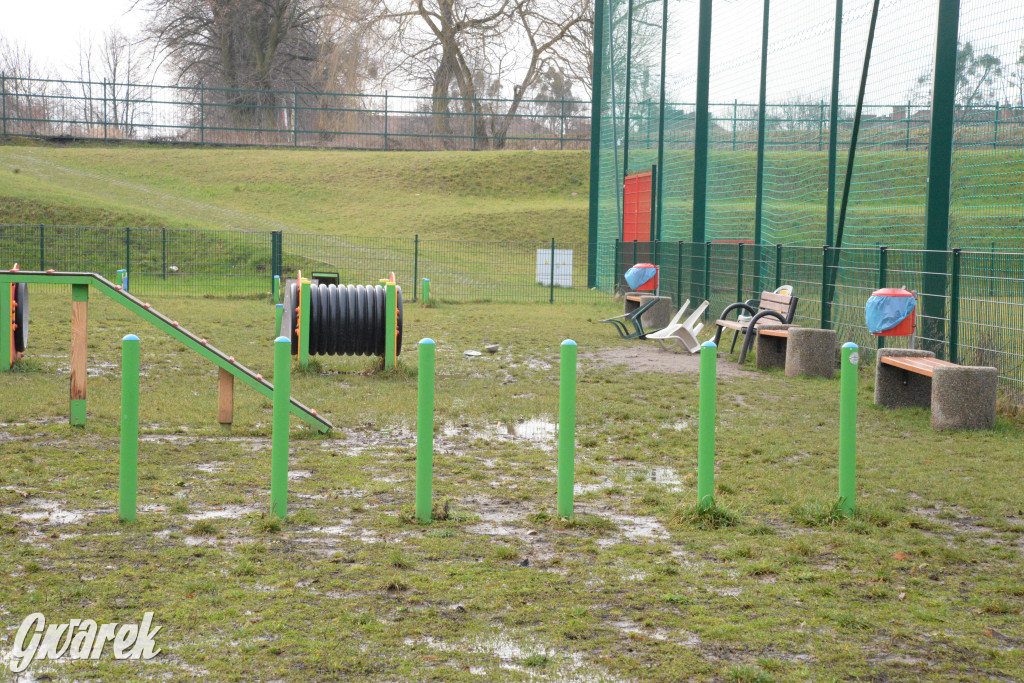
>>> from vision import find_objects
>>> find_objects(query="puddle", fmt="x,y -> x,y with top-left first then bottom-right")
672,421 -> 691,431
443,418 -> 558,450
196,463 -> 222,474
598,513 -> 670,548
14,500 -> 88,525
288,470 -> 312,480
185,504 -> 259,520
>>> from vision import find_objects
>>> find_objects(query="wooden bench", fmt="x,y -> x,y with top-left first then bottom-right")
712,291 -> 799,364
754,324 -> 839,378
874,349 -> 998,430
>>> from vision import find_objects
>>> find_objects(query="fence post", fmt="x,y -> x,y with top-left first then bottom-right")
703,241 -> 712,311
200,83 -> 205,145
472,98 -> 478,151
775,243 -> 783,290
736,242 -> 744,302
632,239 -> 638,265
293,89 -> 299,147
818,101 -> 824,151
949,248 -> 961,364
162,228 -> 167,280
753,0 -> 770,293
692,0 -> 713,245
103,79 -> 108,140
125,227 -> 131,290
39,225 -> 44,270
549,238 -> 556,304
820,245 -> 830,329
825,0 -> 843,248
989,241 -> 995,298
993,101 -> 999,149
906,99 -> 912,150
676,240 -> 684,308
1,72 -> 6,138
652,239 -> 659,274
613,238 -> 620,292
877,245 -> 888,349
560,98 -> 565,151
587,0 -> 606,289
413,234 -> 419,301
384,91 -> 389,151
621,0 -> 636,176
655,0 -> 669,241
732,99 -> 738,151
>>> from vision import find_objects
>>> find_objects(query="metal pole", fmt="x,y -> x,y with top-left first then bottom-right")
622,0 -> 636,176
270,336 -> 291,519
838,342 -> 858,516
200,83 -> 205,145
655,0 -> 669,241
692,0 -> 713,245
676,240 -> 684,308
125,227 -> 131,292
119,334 -> 140,522
587,0 -> 606,288
704,241 -> 712,309
906,99 -> 912,151
103,79 -> 108,140
162,228 -> 167,280
818,101 -> 824,151
821,245 -> 830,329
384,91 -> 389,151
775,243 -> 783,290
416,338 -> 435,523
949,248 -> 961,363
732,99 -> 738,151
275,303 -> 283,338
650,165 -> 658,242
549,238 -> 556,303
557,339 -> 577,519
877,245 -> 888,350
294,89 -> 299,146
922,0 -> 960,355
736,242 -> 745,302
560,97 -> 565,151
613,238 -> 621,292
39,225 -> 44,271
413,234 -> 419,301
753,0 -> 770,293
273,275 -> 280,303
422,278 -> 430,304
1,72 -> 6,138
993,101 -> 999,149
697,340 -> 717,510
825,0 -> 843,248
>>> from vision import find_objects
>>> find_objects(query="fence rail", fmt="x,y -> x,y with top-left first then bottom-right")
1,75 -> 1021,152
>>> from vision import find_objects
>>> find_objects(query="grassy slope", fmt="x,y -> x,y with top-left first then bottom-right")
0,143 -> 590,242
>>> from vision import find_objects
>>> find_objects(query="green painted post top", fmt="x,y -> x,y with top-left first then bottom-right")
72,283 -> 89,301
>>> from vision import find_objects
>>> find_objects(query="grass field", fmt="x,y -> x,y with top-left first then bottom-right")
1,291 -> 1023,681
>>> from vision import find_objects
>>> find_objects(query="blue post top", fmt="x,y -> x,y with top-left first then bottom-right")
276,303 -> 283,308
561,339 -> 577,347
122,334 -> 139,342
274,275 -> 280,280
275,336 -> 290,344
842,341 -> 859,349
419,338 -> 435,345
701,340 -> 717,348
422,278 -> 430,283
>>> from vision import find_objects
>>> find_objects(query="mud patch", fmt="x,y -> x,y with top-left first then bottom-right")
584,346 -> 760,379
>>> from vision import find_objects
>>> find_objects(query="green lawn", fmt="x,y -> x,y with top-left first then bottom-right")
1,292 -> 1022,681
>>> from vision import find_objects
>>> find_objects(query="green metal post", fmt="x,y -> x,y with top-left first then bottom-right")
697,340 -> 717,510
818,101 -> 825,151
655,0 -> 668,241
273,275 -> 280,303
119,334 -> 140,522
200,83 -> 205,145
692,0 -> 713,245
838,342 -> 858,516
825,0 -> 843,248
385,281 -> 397,370
275,303 -> 283,338
422,278 -> 430,304
39,225 -> 44,270
906,99 -> 912,150
299,279 -> 311,367
586,0 -> 606,288
1,72 -> 6,138
125,227 -> 131,292
413,234 -> 419,301
161,227 -> 167,279
775,244 -> 783,290
993,101 -> 999,149
676,240 -> 684,307
294,89 -> 299,146
922,0 -> 959,355
622,0 -> 636,177
384,92 -> 389,151
103,79 -> 108,140
877,246 -> 888,350
613,238 -> 621,292
560,98 -> 565,151
549,238 -> 556,304
1,276 -> 10,371
650,164 -> 658,242
704,241 -> 712,310
736,242 -> 745,302
753,0 -> 770,293
632,239 -> 638,266
557,340 -> 577,519
821,246 -> 831,329
732,99 -> 738,151
271,336 -> 291,519
416,338 -> 436,523
949,248 -> 961,364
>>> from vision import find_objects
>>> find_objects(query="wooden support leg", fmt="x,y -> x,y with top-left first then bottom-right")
218,367 -> 234,430
70,284 -> 88,426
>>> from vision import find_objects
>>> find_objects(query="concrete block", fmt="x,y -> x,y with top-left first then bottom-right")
873,348 -> 935,409
931,365 -> 998,430
785,327 -> 837,379
625,293 -> 672,333
755,324 -> 794,371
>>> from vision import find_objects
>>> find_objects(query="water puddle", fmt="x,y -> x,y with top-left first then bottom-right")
15,500 -> 88,525
598,513 -> 670,548
648,466 -> 687,491
185,504 -> 260,520
443,418 -> 558,450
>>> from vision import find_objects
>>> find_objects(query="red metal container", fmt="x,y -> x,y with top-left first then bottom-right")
869,288 -> 916,336
632,263 -> 659,291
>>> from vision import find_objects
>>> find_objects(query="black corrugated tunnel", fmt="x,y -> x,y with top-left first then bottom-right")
283,282 -> 402,358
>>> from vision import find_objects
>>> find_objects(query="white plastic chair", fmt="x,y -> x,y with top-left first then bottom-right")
646,299 -> 709,354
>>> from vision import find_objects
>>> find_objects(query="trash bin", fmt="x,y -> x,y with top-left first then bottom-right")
865,288 -> 916,337
625,263 -> 659,292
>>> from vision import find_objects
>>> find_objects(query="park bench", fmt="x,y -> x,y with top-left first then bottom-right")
754,324 -> 838,378
874,349 -> 998,430
713,291 -> 799,364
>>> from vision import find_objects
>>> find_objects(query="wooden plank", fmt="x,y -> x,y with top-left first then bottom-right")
715,320 -> 745,331
880,356 -> 957,377
218,368 -> 234,425
70,299 -> 87,398
758,328 -> 789,338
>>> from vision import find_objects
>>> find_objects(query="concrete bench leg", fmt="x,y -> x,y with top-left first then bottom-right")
931,366 -> 998,430
874,349 -> 935,408
785,328 -> 837,379
755,324 -> 793,371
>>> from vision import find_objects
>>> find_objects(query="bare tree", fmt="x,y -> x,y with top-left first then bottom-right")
0,35 -> 54,136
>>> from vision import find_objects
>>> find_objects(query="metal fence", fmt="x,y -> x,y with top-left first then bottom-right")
0,224 -> 603,304
611,239 -> 1024,403
0,76 -> 591,151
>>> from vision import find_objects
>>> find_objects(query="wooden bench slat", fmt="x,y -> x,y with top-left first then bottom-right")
757,328 -> 789,338
880,356 -> 958,377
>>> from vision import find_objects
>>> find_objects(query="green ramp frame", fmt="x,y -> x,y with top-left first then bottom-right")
0,270 -> 332,433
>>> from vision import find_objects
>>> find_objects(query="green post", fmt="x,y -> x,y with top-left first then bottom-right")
199,83 -> 205,145
557,340 -> 577,519
549,237 -> 556,304
621,0 -> 636,176
632,239 -> 638,266
161,227 -> 167,280
1,72 -> 6,138
422,278 -> 430,304
384,91 -> 389,150
993,101 -> 999,149
586,0 -> 606,288
906,99 -> 912,151
692,0 -> 713,245
416,338 -> 436,523
270,336 -> 291,519
273,275 -> 280,303
697,340 -> 717,509
299,278 -> 311,368
877,246 -> 888,350
949,248 -> 960,364
825,0 -> 843,248
39,225 -> 44,271
103,79 -> 108,140
703,241 -> 712,310
119,334 -> 140,522
838,342 -> 858,516
293,89 -> 299,146
413,234 -> 419,301
385,280 -> 397,370
676,240 -> 684,308
775,244 -> 783,290
922,0 -> 960,356
613,238 -> 620,292
1,276 -> 11,371
752,0 -> 770,293
655,0 -> 668,240
736,242 -> 745,302
818,101 -> 825,151
820,246 -> 831,329
275,303 -> 283,338
560,98 -> 565,151
125,227 -> 131,292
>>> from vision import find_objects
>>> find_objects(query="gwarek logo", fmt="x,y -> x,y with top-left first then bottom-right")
2,612 -> 161,673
